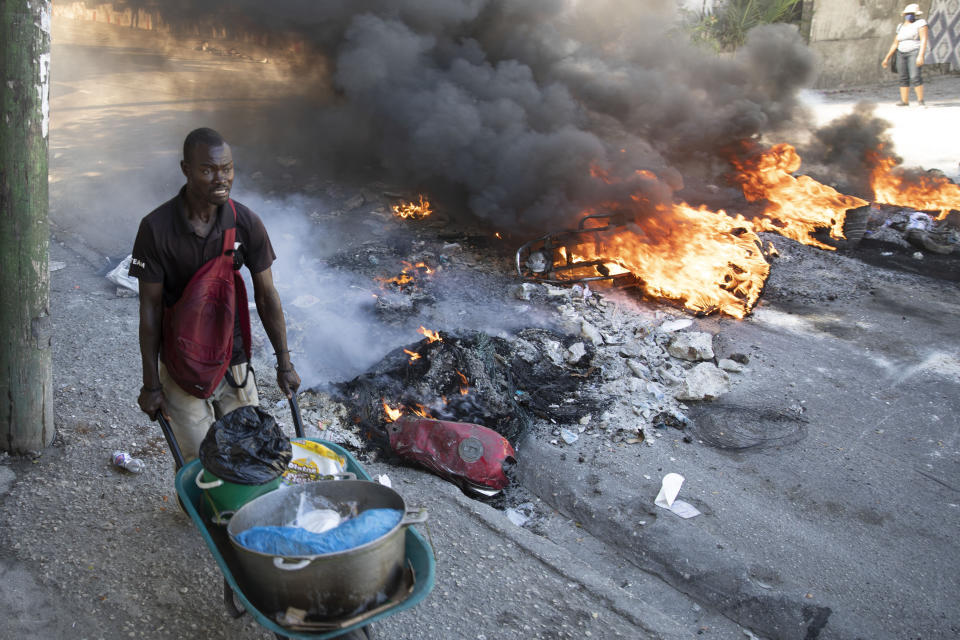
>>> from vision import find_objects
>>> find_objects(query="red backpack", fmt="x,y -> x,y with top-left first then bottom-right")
162,200 -> 252,398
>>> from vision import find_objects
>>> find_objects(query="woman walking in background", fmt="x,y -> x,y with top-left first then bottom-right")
881,3 -> 929,106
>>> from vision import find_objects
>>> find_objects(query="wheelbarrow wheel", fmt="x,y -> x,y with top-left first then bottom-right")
223,578 -> 246,618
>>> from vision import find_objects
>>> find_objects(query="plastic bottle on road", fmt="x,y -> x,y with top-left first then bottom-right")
112,451 -> 145,473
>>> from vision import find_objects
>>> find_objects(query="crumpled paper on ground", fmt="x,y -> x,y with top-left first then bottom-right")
654,473 -> 701,519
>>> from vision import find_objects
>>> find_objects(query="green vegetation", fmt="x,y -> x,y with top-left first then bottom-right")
682,0 -> 803,52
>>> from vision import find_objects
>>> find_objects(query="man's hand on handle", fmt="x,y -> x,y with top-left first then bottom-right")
277,364 -> 301,399
138,386 -> 168,421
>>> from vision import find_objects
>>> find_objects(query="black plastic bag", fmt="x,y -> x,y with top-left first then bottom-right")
199,406 -> 292,485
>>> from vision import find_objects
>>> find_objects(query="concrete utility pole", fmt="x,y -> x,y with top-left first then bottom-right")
0,0 -> 54,453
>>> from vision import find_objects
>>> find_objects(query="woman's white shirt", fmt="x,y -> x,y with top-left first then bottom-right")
896,19 -> 927,53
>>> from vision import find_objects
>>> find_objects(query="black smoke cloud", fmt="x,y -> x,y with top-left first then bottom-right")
799,102 -> 895,199
154,0 -> 817,231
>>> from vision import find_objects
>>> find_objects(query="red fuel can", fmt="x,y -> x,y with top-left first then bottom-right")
388,416 -> 516,494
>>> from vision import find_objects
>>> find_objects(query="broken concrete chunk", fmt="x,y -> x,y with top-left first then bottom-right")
581,320 -> 603,346
658,368 -> 682,386
618,341 -> 643,358
513,282 -> 538,301
626,359 -> 651,379
674,363 -> 730,401
660,318 -> 693,332
566,342 -> 587,363
718,358 -> 745,373
543,339 -> 565,366
667,332 -> 715,361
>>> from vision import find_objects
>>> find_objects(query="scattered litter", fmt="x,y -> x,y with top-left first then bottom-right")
905,211 -> 933,231
881,251 -> 894,257
375,474 -> 392,488
105,255 -> 138,294
49,261 -> 66,272
112,451 -> 144,473
650,411 -> 690,430
560,428 -> 579,444
505,502 -> 535,527
912,252 -> 924,260
654,473 -> 701,519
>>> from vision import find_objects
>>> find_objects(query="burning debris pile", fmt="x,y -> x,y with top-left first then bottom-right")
514,141 -> 960,319
334,327 -> 605,446
849,205 -> 960,255
320,291 -> 746,493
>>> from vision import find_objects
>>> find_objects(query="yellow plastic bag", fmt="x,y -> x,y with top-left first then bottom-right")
281,440 -> 346,486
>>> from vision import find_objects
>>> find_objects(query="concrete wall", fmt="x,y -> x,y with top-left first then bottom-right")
808,0 -> 933,88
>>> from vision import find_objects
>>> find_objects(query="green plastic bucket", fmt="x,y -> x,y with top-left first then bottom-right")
195,468 -> 281,525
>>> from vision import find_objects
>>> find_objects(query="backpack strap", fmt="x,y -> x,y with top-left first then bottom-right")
227,199 -> 253,368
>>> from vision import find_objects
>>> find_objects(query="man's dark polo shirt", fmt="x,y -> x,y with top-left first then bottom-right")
129,187 -> 276,366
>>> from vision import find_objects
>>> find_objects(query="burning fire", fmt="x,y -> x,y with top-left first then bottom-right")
381,398 -> 434,422
392,195 -> 433,219
869,146 -> 960,219
375,260 -> 433,289
590,203 -> 770,318
541,143 -> 876,317
730,143 -> 867,251
418,326 -> 441,343
456,370 -> 469,396
403,349 -> 421,362
382,400 -> 402,422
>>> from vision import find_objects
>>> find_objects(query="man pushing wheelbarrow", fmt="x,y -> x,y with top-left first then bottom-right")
129,127 -> 300,462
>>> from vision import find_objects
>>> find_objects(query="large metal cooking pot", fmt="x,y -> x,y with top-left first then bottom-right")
226,480 -> 427,620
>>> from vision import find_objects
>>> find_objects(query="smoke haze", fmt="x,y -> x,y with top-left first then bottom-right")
135,0 -> 818,232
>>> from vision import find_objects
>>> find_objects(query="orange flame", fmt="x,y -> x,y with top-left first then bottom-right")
598,203 -> 769,318
869,146 -> 960,219
411,404 -> 433,418
418,326 -> 441,343
382,400 -> 402,422
403,349 -> 421,362
392,194 -> 433,219
375,260 -> 433,289
730,143 -> 867,250
456,370 -> 469,396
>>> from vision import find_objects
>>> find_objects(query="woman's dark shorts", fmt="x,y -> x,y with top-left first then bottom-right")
898,50 -> 923,87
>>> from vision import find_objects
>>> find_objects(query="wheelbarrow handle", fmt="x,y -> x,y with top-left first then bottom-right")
289,393 -> 305,439
156,413 -> 186,471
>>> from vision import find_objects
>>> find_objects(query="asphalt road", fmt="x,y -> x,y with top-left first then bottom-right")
3,15 -> 957,640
